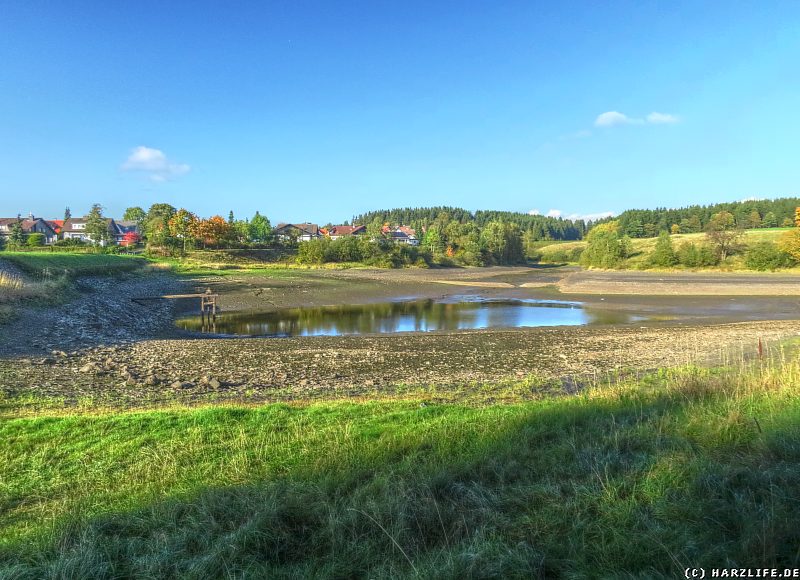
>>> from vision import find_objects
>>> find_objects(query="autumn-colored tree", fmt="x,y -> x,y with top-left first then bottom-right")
168,209 -> 198,252
193,216 -> 231,248
670,223 -> 681,235
779,229 -> 800,261
795,207 -> 800,227
121,231 -> 141,247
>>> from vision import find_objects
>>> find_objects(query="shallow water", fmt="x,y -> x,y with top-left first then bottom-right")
176,297 -> 645,337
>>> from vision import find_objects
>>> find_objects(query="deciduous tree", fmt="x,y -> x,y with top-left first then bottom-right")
168,209 -> 198,252
705,211 -> 743,261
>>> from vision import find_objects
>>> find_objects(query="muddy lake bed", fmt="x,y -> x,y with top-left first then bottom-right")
175,296 -> 647,337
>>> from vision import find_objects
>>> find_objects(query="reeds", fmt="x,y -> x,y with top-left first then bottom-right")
0,270 -> 25,290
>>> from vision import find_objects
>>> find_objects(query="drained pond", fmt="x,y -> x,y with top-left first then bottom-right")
176,297 -> 645,337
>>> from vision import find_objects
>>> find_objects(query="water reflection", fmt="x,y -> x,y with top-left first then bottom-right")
176,297 -> 643,337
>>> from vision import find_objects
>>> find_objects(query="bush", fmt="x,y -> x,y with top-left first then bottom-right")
54,238 -> 88,248
580,222 -> 626,268
648,231 -> 677,267
539,246 -> 584,263
296,239 -> 327,264
677,242 -> 719,267
26,233 -> 45,247
744,241 -> 794,271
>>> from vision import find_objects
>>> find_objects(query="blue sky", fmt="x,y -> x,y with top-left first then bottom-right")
1,1 -> 798,223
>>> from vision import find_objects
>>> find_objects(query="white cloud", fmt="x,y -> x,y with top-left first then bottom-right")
528,209 -> 541,216
540,209 -> 615,222
121,146 -> 190,182
567,211 -> 615,222
646,112 -> 679,124
595,111 -> 680,128
594,111 -> 639,127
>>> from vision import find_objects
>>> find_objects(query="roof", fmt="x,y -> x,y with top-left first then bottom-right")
328,225 -> 366,236
62,217 -> 117,234
381,225 -> 417,238
0,217 -> 56,234
274,223 -> 320,236
114,220 -> 139,234
396,225 -> 416,237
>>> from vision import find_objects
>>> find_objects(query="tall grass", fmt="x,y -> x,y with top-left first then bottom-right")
1,350 -> 799,577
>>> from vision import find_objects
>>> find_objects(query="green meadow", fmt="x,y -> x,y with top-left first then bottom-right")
2,356 -> 799,578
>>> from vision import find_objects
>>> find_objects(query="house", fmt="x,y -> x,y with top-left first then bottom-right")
0,215 -> 58,244
46,220 -> 64,235
327,225 -> 366,240
273,223 -> 322,242
62,217 -> 141,245
381,225 -> 420,246
113,220 -> 140,245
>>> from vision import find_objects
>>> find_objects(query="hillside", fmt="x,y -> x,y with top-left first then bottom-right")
535,228 -> 795,269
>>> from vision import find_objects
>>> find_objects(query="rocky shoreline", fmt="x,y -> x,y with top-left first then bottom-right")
0,271 -> 188,357
3,319 -> 798,413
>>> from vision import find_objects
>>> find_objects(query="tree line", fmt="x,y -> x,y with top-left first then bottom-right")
118,205 -> 273,252
352,207 -> 587,242
605,197 -> 800,238
580,210 -> 800,271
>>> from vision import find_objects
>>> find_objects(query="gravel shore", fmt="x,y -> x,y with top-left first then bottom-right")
3,319 -> 797,412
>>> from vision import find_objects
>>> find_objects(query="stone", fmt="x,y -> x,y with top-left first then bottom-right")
170,380 -> 194,389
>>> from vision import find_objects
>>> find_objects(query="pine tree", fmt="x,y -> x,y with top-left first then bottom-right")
8,217 -> 25,249
85,204 -> 111,246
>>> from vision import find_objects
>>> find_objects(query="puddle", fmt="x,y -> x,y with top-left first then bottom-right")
176,296 -> 646,337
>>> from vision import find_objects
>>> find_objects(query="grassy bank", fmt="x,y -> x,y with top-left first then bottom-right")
0,252 -> 146,278
0,252 -> 148,325
2,356 -> 799,577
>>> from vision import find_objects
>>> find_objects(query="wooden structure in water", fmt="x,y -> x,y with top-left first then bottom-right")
133,288 -> 219,321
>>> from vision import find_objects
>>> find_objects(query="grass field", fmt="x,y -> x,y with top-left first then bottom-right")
2,354 -> 799,577
536,228 -> 796,268
1,252 -> 146,278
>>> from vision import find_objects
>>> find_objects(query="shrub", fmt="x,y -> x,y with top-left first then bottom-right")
677,242 -> 719,267
539,246 -> 583,263
648,231 -> 677,267
54,238 -> 88,248
580,222 -> 626,268
26,233 -> 45,247
744,241 -> 794,271
296,239 -> 327,264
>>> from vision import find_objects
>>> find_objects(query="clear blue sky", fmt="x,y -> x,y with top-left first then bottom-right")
1,1 -> 798,223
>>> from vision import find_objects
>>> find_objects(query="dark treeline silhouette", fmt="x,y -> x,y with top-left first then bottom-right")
598,197 -> 800,238
352,207 -> 587,241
